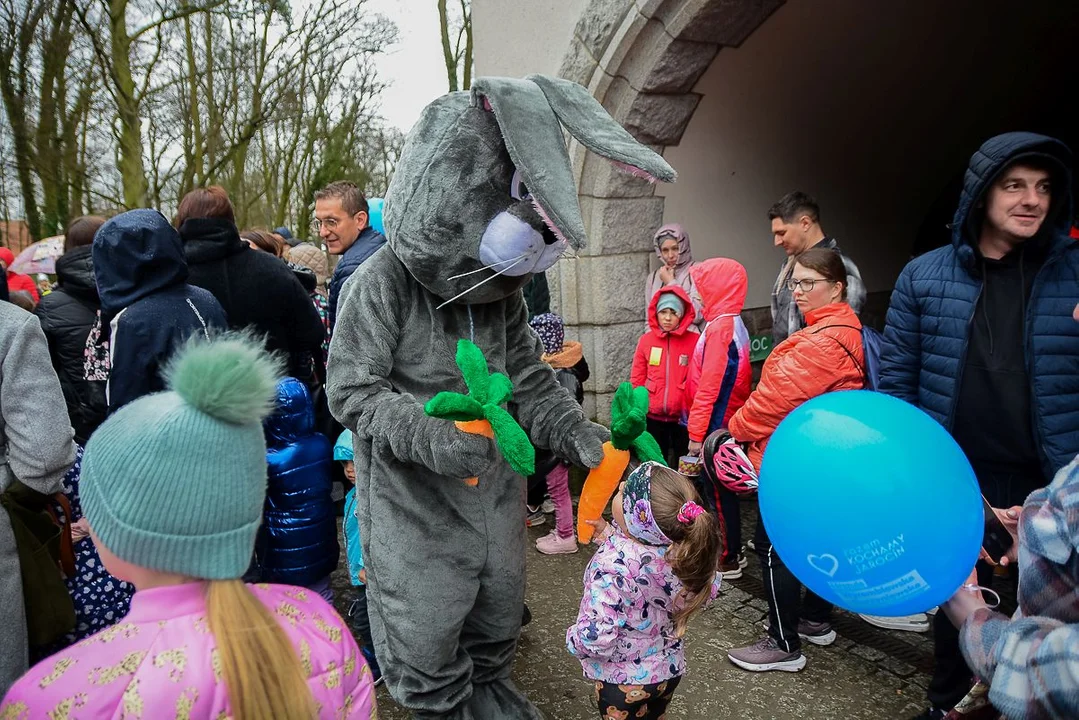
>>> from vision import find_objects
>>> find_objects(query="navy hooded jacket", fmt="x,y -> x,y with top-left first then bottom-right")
93,210 -> 227,412
880,132 -> 1079,480
327,225 -> 386,329
252,377 -> 339,587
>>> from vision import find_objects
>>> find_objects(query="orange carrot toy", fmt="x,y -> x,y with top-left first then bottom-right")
424,339 -> 535,485
576,382 -> 666,542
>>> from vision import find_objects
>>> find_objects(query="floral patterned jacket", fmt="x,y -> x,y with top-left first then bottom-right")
1,582 -> 376,719
566,525 -> 721,684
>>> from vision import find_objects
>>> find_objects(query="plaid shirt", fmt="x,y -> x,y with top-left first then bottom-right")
960,456 -> 1079,719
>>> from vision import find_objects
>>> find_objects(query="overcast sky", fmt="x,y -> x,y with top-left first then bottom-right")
366,0 -> 454,132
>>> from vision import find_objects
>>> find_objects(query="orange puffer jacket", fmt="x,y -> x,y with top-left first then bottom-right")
728,302 -> 864,470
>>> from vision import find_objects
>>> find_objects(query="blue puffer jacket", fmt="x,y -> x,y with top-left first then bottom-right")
252,377 -> 340,586
880,132 -> 1079,480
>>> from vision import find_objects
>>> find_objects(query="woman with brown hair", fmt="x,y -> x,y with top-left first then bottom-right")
725,247 -> 865,674
240,229 -> 283,257
175,187 -> 326,387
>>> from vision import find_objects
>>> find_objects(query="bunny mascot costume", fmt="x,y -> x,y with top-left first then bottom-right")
327,75 -> 675,718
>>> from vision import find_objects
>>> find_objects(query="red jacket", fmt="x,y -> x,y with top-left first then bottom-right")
631,285 -> 699,421
6,270 -> 39,302
729,301 -> 864,470
685,258 -> 752,442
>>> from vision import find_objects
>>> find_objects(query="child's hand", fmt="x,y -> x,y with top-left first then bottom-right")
584,518 -> 608,544
71,517 -> 91,543
359,569 -> 367,584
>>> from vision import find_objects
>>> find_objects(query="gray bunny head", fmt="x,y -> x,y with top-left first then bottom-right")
383,75 -> 676,306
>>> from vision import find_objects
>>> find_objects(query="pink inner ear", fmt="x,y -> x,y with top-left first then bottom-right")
482,96 -> 493,112
530,197 -> 569,246
612,160 -> 658,184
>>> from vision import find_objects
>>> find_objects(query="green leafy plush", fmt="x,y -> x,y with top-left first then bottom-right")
424,339 -> 536,476
611,382 -> 666,465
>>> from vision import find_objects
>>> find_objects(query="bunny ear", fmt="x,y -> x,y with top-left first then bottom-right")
526,75 -> 676,184
471,77 -> 588,249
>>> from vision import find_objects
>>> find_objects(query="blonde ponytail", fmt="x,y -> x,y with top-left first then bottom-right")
206,580 -> 317,720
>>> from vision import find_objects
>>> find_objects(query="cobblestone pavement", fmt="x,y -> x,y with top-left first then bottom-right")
331,499 -> 983,719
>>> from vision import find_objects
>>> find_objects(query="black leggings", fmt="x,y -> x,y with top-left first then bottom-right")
595,676 -> 681,719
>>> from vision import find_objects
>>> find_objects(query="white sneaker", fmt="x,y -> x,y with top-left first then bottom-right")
540,498 -> 556,514
858,613 -> 930,633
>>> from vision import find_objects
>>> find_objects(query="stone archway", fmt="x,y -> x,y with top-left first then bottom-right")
550,0 -> 783,419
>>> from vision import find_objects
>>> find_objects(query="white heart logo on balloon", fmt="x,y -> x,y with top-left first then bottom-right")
807,553 -> 839,578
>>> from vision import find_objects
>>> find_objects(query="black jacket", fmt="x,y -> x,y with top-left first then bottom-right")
34,245 -> 106,442
179,218 -> 327,382
94,209 -> 228,412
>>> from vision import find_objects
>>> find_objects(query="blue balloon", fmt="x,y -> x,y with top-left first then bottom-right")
759,390 -> 982,616
368,197 -> 385,236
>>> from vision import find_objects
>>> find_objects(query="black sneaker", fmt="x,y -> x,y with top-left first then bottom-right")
522,604 -> 532,627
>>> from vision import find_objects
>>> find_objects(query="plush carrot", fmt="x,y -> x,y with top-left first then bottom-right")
424,339 -> 535,486
576,382 -> 666,543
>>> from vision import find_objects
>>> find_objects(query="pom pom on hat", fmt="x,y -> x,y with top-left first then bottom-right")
164,331 -> 280,425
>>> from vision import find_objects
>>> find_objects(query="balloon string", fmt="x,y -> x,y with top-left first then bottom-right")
961,584 -> 1001,610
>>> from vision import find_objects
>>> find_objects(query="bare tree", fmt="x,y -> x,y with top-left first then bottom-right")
438,0 -> 471,92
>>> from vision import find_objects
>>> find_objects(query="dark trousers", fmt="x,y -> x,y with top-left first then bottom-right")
646,418 -> 689,468
927,468 -> 1037,710
595,676 -> 681,719
348,585 -> 381,678
755,507 -> 832,654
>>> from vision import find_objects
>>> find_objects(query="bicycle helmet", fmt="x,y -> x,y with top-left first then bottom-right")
701,429 -> 758,494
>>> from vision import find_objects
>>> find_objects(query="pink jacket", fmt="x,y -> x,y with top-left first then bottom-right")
0,582 -> 376,719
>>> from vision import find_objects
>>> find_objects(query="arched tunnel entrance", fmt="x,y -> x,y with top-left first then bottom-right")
545,0 -> 1079,418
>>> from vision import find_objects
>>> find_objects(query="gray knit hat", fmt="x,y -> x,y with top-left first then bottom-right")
80,333 -> 282,579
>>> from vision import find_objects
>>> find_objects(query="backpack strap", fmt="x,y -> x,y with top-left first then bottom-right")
811,324 -> 865,377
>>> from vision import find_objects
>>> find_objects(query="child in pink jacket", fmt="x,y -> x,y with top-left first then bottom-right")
0,334 -> 375,719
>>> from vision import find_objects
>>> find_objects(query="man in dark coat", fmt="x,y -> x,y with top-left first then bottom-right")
880,132 -> 1079,720
314,181 -> 387,329
93,210 -> 228,412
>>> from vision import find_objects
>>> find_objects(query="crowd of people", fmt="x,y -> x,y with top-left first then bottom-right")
0,128 -> 1075,720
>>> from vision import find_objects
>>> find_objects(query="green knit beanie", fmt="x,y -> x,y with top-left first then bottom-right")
81,333 -> 282,580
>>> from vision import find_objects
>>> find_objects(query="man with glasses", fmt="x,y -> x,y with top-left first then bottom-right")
881,132 -> 1079,720
768,191 -> 865,344
314,181 -> 387,329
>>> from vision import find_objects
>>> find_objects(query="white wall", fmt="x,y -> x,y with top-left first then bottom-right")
473,0 -> 587,78
656,0 -> 1076,307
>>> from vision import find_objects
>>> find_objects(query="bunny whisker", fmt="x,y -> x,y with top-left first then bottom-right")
447,254 -> 527,281
437,256 -> 527,310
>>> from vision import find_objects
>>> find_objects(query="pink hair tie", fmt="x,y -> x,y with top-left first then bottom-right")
677,502 -> 705,525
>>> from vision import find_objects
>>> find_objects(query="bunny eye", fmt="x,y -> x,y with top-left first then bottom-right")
510,169 -> 531,201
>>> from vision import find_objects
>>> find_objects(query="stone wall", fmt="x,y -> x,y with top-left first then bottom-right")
549,0 -> 785,421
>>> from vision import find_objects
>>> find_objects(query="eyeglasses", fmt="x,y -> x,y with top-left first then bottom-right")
786,278 -> 833,293
310,217 -> 343,233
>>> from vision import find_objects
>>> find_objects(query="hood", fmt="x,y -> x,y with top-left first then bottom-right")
178,217 -> 246,264
952,132 -> 1074,268
652,223 -> 693,270
264,377 -> 314,445
93,209 -> 189,313
55,244 -> 99,303
0,247 -> 14,267
647,284 -> 696,335
690,258 -> 748,321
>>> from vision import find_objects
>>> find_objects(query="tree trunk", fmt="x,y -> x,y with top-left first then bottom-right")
109,0 -> 148,207
438,0 -> 458,92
